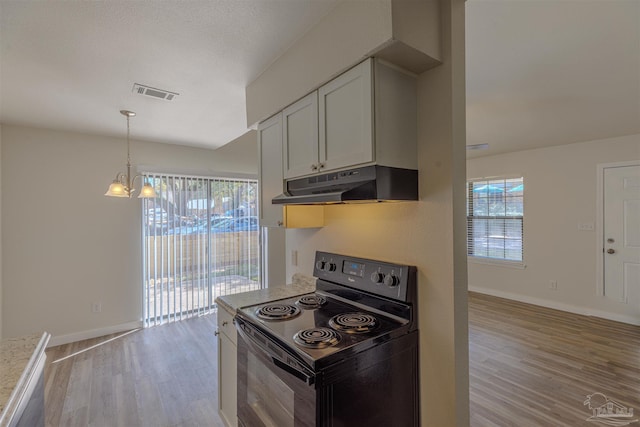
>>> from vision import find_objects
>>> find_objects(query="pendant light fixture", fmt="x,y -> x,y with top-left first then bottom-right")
105,110 -> 157,198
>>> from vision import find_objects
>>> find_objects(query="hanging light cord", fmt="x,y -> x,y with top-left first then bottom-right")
126,112 -> 132,192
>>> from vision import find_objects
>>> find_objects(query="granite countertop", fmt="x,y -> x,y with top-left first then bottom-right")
216,273 -> 316,314
0,332 -> 50,420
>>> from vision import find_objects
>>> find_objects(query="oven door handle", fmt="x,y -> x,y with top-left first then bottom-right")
235,317 -> 316,386
271,357 -> 314,385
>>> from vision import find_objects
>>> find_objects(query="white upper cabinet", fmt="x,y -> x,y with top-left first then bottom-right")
319,60 -> 373,173
258,112 -> 325,229
281,58 -> 416,180
258,113 -> 284,227
283,92 -> 319,179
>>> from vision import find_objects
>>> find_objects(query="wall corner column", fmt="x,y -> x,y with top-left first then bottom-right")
417,0 -> 469,425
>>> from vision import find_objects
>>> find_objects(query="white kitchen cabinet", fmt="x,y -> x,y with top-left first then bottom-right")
258,113 -> 284,228
282,92 -> 319,179
217,307 -> 237,427
258,112 -> 325,230
318,59 -> 373,173
281,58 -> 417,181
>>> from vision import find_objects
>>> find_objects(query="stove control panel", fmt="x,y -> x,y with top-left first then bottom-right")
313,251 -> 416,302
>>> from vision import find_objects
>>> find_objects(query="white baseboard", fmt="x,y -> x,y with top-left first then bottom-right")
48,321 -> 144,347
469,286 -> 640,326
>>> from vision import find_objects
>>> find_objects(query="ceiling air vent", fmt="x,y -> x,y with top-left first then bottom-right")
132,83 -> 179,101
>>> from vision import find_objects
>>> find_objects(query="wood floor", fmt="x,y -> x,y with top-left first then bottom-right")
44,315 -> 225,427
44,294 -> 640,426
469,292 -> 640,426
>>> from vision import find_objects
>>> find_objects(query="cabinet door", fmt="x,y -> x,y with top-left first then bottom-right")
218,332 -> 238,427
319,59 -> 373,172
218,308 -> 237,427
283,92 -> 319,179
258,113 -> 284,227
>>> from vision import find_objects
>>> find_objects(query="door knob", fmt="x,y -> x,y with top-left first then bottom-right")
607,248 -> 615,254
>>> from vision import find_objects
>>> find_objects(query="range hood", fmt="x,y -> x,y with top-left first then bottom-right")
272,165 -> 418,205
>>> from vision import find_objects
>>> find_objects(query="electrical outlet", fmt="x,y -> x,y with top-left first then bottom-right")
91,302 -> 102,313
291,250 -> 298,266
549,280 -> 558,290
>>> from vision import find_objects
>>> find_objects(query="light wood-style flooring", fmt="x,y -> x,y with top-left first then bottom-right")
45,294 -> 640,426
469,292 -> 640,426
45,315 -> 224,427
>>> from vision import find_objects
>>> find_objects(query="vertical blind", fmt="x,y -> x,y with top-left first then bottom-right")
142,174 -> 261,327
466,177 -> 524,262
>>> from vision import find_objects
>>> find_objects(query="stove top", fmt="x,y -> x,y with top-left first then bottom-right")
235,251 -> 418,371
236,291 -> 409,369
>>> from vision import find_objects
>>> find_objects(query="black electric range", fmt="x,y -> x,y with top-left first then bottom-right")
234,251 -> 420,427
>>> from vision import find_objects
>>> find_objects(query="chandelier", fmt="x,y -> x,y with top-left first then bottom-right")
104,110 -> 157,198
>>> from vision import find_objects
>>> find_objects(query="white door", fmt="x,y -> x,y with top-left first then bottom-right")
603,165 -> 640,305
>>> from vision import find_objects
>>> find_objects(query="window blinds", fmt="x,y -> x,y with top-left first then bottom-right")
142,174 -> 261,327
466,177 -> 524,262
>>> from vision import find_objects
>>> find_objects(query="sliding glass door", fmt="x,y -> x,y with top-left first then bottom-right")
142,174 -> 261,326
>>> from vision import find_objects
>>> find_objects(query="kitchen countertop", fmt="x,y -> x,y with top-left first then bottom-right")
216,273 -> 316,315
0,332 -> 50,422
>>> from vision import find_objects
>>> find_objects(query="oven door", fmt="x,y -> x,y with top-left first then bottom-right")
235,316 -> 317,427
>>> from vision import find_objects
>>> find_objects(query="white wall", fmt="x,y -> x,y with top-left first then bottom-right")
0,124 -> 2,340
467,133 -> 640,325
1,125 -> 257,344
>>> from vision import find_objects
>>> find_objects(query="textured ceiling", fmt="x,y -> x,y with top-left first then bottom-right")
0,0 -> 638,155
0,0 -> 339,149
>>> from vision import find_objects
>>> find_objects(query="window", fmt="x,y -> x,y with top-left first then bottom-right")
466,177 -> 523,262
142,174 -> 261,326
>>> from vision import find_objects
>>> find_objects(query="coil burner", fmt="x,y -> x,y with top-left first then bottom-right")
256,303 -> 301,321
293,327 -> 341,349
296,294 -> 328,310
329,312 -> 378,334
